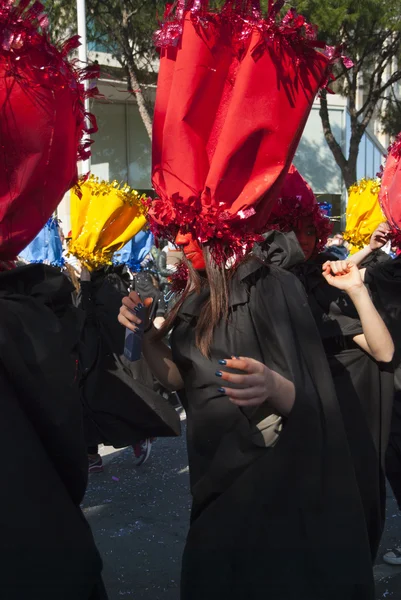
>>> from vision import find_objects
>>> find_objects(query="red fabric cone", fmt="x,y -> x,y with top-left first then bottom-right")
0,1 -> 98,260
150,1 -> 339,261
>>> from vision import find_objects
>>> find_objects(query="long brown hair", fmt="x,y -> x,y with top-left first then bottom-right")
156,246 -> 231,357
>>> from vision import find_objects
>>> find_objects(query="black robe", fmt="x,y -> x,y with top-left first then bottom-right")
77,268 -> 180,448
0,264 -> 106,600
271,236 -> 394,561
171,256 -> 374,600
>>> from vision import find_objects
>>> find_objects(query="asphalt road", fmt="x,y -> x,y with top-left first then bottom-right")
83,415 -> 401,600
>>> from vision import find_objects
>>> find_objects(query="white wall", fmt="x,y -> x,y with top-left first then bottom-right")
294,99 -> 345,195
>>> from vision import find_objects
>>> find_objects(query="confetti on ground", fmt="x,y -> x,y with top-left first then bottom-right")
112,476 -> 120,482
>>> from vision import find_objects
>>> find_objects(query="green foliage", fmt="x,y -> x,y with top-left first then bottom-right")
295,0 -> 401,47
85,0 -> 165,74
294,0 -> 401,100
381,95 -> 401,136
42,0 -> 77,44
293,0 -> 401,186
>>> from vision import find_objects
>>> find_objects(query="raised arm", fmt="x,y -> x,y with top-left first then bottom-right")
351,222 -> 391,267
322,260 -> 394,363
118,291 -> 184,391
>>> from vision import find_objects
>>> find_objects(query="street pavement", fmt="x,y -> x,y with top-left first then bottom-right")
83,413 -> 401,600
83,411 -> 190,600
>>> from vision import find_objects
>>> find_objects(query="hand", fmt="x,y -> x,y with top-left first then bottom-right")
370,222 -> 391,250
216,357 -> 280,408
118,291 -> 153,332
322,260 -> 364,292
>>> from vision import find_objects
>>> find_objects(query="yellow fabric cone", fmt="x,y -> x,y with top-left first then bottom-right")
68,176 -> 148,270
344,179 -> 384,254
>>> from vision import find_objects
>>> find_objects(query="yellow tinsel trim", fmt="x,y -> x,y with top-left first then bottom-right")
343,231 -> 374,253
348,178 -> 381,197
66,243 -> 115,270
74,175 -> 148,213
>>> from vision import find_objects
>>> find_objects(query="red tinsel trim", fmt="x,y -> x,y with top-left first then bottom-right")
147,194 -> 263,265
377,133 -> 401,180
388,132 -> 401,162
169,260 -> 190,293
268,199 -> 333,253
0,0 -> 99,163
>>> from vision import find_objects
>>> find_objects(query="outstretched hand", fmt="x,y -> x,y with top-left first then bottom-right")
322,260 -> 364,292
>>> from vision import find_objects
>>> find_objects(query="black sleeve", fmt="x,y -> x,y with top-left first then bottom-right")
156,250 -> 171,278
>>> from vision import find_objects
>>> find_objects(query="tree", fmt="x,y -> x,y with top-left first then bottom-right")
294,0 -> 401,189
42,0 -> 77,44
43,0 -> 163,140
381,92 -> 401,137
85,0 -> 166,140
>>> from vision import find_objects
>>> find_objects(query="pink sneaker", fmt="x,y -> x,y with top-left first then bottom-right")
132,439 -> 153,466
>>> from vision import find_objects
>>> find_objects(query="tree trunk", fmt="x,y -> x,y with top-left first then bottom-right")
342,164 -> 358,191
319,93 -> 359,192
126,61 -> 153,141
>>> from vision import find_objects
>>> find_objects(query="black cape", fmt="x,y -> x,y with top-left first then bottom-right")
171,255 -> 374,600
77,268 -> 180,448
0,264 -> 106,600
275,236 -> 393,560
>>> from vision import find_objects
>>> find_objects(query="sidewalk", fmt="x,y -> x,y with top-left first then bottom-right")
83,424 -> 190,599
83,423 -> 401,599
375,491 -> 401,599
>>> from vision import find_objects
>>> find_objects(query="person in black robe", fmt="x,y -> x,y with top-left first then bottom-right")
0,263 -> 107,600
358,252 -> 401,564
77,265 -> 181,470
290,251 -> 394,559
118,228 -> 386,600
268,172 -> 395,561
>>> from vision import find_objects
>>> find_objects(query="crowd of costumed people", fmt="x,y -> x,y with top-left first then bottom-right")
3,0 -> 401,598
